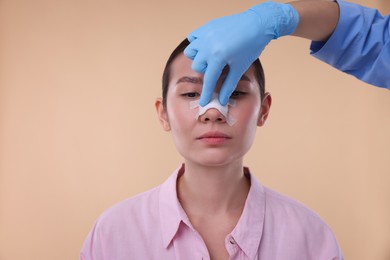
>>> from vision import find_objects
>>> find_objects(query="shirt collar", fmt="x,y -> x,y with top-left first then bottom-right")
229,167 -> 266,259
158,165 -> 266,256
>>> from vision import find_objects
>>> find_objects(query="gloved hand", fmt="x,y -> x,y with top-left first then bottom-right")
184,1 -> 299,106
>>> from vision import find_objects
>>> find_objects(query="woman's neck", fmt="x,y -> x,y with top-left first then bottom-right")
177,160 -> 250,217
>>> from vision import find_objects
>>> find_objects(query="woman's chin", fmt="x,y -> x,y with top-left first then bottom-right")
186,156 -> 241,168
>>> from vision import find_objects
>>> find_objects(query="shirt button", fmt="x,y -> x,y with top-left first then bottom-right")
229,237 -> 236,245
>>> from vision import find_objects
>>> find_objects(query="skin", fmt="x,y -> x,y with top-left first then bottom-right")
291,0 -> 340,42
155,53 -> 271,260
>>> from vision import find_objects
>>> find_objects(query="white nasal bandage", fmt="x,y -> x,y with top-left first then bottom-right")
189,94 -> 237,126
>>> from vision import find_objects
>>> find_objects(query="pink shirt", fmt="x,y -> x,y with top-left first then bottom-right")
81,165 -> 343,260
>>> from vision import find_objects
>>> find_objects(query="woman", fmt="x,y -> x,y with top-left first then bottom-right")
81,39 -> 343,260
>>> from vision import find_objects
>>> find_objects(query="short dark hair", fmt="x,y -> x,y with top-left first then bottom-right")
162,39 -> 265,108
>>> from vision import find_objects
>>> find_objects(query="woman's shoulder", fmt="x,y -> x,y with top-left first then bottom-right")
256,185 -> 343,258
263,186 -> 333,231
94,185 -> 162,231
81,185 -> 169,258
90,168 -> 181,235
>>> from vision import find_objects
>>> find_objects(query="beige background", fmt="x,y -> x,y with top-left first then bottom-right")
1,0 -> 389,259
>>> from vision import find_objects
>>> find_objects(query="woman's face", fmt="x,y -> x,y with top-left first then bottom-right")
156,54 -> 271,167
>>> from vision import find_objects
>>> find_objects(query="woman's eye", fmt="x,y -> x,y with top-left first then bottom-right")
181,92 -> 200,98
230,91 -> 246,99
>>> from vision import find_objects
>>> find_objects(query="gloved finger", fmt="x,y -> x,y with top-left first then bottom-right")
218,67 -> 244,106
191,50 -> 208,74
184,39 -> 200,60
187,33 -> 197,42
184,47 -> 197,60
199,61 -> 225,106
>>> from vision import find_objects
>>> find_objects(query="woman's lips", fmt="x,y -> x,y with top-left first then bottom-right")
196,131 -> 232,145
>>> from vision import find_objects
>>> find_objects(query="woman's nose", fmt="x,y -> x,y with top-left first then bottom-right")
199,108 -> 226,123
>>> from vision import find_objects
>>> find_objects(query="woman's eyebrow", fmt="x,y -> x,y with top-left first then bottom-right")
240,74 -> 251,82
176,76 -> 203,85
176,74 -> 251,85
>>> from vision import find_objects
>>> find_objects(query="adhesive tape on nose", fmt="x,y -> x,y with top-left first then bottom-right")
189,94 -> 236,126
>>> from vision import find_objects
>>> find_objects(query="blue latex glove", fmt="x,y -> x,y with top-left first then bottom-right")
184,1 -> 299,106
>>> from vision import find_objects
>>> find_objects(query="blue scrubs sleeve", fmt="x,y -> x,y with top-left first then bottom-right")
310,0 -> 390,89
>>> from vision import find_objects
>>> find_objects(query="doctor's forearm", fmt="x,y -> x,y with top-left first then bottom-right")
290,0 -> 339,42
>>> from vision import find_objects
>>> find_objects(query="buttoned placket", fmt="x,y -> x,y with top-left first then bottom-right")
225,234 -> 239,258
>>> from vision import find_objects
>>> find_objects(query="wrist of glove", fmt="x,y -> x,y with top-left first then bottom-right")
248,1 -> 299,39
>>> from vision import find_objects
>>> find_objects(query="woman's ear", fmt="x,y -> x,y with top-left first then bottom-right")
257,92 -> 272,127
155,98 -> 171,131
